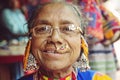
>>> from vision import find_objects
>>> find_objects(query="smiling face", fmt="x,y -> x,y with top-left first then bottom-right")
30,2 -> 82,71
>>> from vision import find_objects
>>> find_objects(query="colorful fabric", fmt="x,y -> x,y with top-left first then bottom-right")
19,69 -> 112,80
40,72 -> 76,80
93,72 -> 112,80
79,0 -> 104,40
100,5 -> 120,41
89,43 -> 116,79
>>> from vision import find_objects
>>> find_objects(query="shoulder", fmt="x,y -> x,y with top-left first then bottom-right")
1,9 -> 12,18
2,9 -> 11,14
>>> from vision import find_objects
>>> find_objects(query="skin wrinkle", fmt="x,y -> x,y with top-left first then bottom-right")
32,3 -> 80,29
30,2 -> 83,78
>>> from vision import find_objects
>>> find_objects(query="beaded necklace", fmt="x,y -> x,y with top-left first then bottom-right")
34,72 -> 76,80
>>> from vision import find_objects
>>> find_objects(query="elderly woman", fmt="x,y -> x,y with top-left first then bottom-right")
19,1 -> 112,80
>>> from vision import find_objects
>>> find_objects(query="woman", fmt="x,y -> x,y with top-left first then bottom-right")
19,1 -> 112,80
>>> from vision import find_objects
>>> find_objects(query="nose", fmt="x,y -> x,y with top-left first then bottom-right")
50,28 -> 63,43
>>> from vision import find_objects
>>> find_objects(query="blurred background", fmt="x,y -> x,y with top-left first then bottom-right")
0,0 -> 120,80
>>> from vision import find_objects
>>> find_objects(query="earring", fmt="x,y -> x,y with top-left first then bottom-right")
80,36 -> 90,72
73,36 -> 90,72
25,53 -> 38,72
79,53 -> 90,72
23,39 -> 31,70
23,39 -> 38,72
81,36 -> 88,58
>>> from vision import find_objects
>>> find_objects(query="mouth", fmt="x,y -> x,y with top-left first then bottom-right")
40,44 -> 70,59
42,44 -> 69,54
42,49 -> 63,54
40,49 -> 65,59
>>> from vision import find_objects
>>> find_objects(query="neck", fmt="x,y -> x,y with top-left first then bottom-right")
38,66 -> 74,79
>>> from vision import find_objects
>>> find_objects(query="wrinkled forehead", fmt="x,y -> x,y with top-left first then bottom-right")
39,2 -> 72,12
36,2 -> 81,23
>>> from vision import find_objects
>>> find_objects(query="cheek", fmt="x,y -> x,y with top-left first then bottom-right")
68,37 -> 81,62
69,37 -> 81,52
31,38 -> 46,59
31,38 -> 45,63
31,38 -> 45,49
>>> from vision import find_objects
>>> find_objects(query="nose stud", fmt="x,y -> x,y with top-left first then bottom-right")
57,44 -> 68,50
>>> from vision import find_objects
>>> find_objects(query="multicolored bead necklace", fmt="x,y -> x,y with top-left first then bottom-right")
39,72 -> 76,80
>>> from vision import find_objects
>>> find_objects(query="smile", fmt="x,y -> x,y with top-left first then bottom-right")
43,50 -> 62,54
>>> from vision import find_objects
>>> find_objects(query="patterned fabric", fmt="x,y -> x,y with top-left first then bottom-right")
39,72 -> 76,80
79,0 -> 104,40
89,43 -> 116,79
79,1 -> 117,80
100,5 -> 120,41
19,69 -> 112,80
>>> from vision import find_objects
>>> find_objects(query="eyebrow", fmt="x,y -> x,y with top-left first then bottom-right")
60,20 -> 74,25
35,19 -> 75,25
35,20 -> 51,25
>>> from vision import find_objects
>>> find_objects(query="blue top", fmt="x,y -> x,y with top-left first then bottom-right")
77,70 -> 95,80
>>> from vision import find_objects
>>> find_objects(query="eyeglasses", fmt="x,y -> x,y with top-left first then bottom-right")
31,24 -> 82,37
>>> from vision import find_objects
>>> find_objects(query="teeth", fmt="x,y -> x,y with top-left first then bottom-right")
47,51 -> 54,53
44,50 -> 55,54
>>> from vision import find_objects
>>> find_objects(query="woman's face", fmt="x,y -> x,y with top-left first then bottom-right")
31,3 -> 82,71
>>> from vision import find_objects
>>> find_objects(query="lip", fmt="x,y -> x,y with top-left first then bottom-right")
42,50 -> 65,59
41,44 -> 69,58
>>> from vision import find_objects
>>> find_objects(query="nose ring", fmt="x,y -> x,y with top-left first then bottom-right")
58,44 -> 68,50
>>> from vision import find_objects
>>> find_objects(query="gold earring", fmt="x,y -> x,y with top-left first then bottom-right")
81,36 -> 88,58
23,39 -> 31,70
80,36 -> 90,72
73,36 -> 90,72
23,39 -> 38,72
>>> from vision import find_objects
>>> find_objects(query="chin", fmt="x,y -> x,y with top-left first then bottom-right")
42,61 -> 71,71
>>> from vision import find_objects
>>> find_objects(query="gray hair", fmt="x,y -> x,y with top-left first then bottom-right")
27,1 -> 88,37
27,1 -> 89,72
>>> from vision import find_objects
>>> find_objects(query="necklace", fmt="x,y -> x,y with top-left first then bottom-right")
34,71 -> 76,80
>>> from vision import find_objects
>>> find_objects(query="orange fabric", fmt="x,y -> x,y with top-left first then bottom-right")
81,36 -> 88,58
23,40 -> 31,70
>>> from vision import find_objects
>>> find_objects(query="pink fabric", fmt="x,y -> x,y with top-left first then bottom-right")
79,0 -> 104,40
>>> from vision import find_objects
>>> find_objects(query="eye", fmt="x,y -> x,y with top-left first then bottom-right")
34,25 -> 50,34
61,24 -> 76,32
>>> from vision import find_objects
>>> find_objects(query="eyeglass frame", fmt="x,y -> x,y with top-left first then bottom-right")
30,24 -> 83,38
